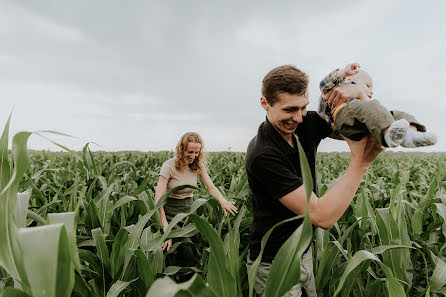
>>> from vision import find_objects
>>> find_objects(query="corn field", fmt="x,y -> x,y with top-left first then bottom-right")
1,117 -> 446,297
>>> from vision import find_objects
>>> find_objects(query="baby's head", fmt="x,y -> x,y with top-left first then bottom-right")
348,70 -> 373,99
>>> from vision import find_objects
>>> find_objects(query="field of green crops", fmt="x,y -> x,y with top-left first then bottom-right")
1,117 -> 446,297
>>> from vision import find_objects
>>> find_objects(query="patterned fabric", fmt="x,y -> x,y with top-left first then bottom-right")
319,69 -> 344,93
317,69 -> 357,136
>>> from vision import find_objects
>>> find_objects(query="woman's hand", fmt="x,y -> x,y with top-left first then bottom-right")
219,199 -> 238,216
161,239 -> 172,251
161,223 -> 172,251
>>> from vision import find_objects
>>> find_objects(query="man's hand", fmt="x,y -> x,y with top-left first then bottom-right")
343,134 -> 385,170
326,83 -> 368,111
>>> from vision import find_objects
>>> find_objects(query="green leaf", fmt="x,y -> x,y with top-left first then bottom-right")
189,214 -> 237,297
25,209 -> 46,225
109,195 -> 137,213
156,185 -> 200,209
0,131 -> 31,291
434,203 -> 446,239
86,199 -> 102,231
247,216 -> 303,297
264,215 -> 312,297
14,190 -> 31,228
110,228 -> 129,279
296,135 -> 313,204
412,179 -> 437,235
0,112 -> 11,191
333,250 -> 405,297
315,219 -> 363,291
91,227 -> 110,273
429,256 -> 446,292
371,245 -> 415,255
163,266 -> 182,275
263,137 -> 313,297
143,199 -> 208,251
0,287 -> 32,297
48,212 -> 81,272
134,250 -> 155,288
145,275 -> 216,297
96,176 -> 117,235
18,223 -> 74,297
125,209 -> 157,249
105,279 -> 135,297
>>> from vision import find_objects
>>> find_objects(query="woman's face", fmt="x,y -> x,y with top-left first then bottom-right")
184,142 -> 201,164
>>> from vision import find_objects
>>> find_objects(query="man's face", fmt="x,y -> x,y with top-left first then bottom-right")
261,92 -> 309,140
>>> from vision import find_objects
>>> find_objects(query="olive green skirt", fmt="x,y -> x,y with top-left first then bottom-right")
163,196 -> 199,272
163,196 -> 193,222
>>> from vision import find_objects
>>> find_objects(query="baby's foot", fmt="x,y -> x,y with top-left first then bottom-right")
401,130 -> 437,148
384,119 -> 410,148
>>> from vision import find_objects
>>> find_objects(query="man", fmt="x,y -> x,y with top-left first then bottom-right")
245,65 -> 383,297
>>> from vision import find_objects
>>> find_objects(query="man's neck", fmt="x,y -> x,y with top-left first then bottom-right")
276,128 -> 294,148
266,116 -> 295,148
284,135 -> 294,148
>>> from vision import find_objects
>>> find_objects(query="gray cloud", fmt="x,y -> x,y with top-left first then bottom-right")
1,0 -> 445,152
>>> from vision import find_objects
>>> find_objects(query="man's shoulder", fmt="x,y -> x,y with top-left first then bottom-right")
246,138 -> 286,172
303,111 -> 323,122
298,111 -> 332,140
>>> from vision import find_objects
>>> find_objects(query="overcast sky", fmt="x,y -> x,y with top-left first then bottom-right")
1,0 -> 445,152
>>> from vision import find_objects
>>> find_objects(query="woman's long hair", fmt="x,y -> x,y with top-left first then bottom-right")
175,132 -> 205,173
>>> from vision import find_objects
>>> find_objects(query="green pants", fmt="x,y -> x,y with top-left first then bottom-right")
334,100 -> 425,146
164,197 -> 200,269
247,249 -> 316,297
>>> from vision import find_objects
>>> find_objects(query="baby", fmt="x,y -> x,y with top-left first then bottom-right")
318,63 -> 437,148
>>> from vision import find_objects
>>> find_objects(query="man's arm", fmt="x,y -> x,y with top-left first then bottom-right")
279,134 -> 383,229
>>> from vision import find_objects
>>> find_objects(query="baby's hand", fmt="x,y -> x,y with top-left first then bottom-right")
341,63 -> 360,77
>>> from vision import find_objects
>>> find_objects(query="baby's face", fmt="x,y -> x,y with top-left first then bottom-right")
349,70 -> 373,99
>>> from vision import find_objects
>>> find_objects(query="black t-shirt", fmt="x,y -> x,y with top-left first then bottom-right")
245,112 -> 332,262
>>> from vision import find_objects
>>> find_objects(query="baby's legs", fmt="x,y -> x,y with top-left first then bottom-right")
390,111 -> 437,147
390,111 -> 426,132
383,119 -> 410,147
334,100 -> 408,147
401,129 -> 437,148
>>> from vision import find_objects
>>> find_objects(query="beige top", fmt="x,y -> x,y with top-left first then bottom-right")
159,158 -> 205,199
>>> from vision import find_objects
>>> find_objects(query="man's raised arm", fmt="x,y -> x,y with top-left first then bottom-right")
279,134 -> 384,229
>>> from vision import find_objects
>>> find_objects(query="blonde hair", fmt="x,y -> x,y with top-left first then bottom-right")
175,132 -> 205,172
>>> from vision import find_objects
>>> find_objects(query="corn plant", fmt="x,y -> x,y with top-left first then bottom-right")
1,115 -> 446,296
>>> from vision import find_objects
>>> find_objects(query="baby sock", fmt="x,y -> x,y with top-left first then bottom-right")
401,130 -> 438,148
384,119 -> 410,148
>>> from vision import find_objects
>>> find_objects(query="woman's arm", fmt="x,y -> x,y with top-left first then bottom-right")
154,175 -> 169,228
199,170 -> 238,216
154,175 -> 172,251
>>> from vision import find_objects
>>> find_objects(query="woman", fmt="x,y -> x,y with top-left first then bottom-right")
154,132 -> 238,252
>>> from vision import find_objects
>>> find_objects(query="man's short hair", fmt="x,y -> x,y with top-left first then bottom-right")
262,65 -> 309,105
